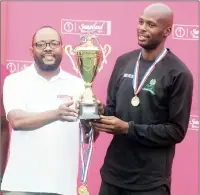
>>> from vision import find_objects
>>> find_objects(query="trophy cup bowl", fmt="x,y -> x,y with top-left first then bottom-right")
65,33 -> 111,120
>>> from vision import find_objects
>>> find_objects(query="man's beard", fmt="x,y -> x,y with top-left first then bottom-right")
33,55 -> 62,71
138,36 -> 163,51
138,41 -> 159,50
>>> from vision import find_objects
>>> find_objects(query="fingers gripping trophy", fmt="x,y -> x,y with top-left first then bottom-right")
65,31 -> 111,195
65,31 -> 111,120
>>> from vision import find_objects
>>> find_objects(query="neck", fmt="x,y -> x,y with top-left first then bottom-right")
34,64 -> 60,80
141,44 -> 165,61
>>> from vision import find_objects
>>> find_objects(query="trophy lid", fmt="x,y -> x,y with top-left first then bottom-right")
74,34 -> 100,52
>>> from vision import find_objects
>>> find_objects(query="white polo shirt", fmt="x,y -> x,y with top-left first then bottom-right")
1,64 -> 84,195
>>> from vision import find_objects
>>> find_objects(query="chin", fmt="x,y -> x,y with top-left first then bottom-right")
138,42 -> 147,48
37,63 -> 59,71
138,43 -> 156,50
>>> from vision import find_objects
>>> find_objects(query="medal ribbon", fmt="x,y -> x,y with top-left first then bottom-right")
133,48 -> 168,95
79,122 -> 94,185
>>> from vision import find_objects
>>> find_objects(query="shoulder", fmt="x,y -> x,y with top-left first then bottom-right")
3,65 -> 33,88
164,50 -> 193,90
113,49 -> 140,72
165,49 -> 193,81
116,49 -> 140,63
4,67 -> 28,82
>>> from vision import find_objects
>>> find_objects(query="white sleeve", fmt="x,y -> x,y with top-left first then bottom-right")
3,75 -> 26,117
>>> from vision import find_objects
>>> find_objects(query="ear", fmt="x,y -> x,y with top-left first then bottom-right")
29,47 -> 34,57
164,26 -> 172,37
62,45 -> 65,54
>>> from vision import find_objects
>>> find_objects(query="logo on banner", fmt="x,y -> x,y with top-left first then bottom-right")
188,115 -> 199,131
172,24 -> 199,40
6,60 -> 33,73
61,19 -> 111,36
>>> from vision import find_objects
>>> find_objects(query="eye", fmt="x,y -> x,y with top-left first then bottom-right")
52,42 -> 59,46
36,43 -> 45,48
139,20 -> 144,25
148,23 -> 155,28
51,41 -> 61,48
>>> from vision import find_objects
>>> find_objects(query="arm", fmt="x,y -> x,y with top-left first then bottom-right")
7,109 -> 58,131
93,71 -> 193,147
3,76 -> 78,131
103,57 -> 123,116
128,71 -> 194,147
6,102 -> 78,131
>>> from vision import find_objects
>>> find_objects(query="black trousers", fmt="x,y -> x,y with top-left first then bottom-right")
98,181 -> 170,195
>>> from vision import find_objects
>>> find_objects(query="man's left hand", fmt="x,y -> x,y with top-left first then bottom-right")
92,115 -> 129,135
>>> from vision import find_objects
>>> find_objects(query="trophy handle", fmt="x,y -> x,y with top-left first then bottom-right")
98,44 -> 112,72
64,45 -> 79,73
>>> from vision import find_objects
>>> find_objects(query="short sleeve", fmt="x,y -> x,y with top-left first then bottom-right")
3,74 -> 26,117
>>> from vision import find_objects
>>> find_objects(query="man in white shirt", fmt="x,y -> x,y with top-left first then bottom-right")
1,26 -> 85,195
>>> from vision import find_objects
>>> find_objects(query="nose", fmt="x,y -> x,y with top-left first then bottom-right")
138,23 -> 147,32
44,43 -> 52,51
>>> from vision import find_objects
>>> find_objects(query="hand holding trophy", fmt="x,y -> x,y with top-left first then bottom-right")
64,31 -> 111,120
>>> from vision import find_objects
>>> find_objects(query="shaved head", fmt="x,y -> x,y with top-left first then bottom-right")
32,26 -> 62,46
143,3 -> 173,27
137,3 -> 174,50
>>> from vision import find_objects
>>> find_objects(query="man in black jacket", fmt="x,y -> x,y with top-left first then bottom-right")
92,3 -> 193,195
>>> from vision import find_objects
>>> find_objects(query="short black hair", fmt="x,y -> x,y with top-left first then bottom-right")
32,25 -> 62,45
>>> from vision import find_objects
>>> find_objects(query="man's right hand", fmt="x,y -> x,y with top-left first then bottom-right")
7,100 -> 79,131
57,100 -> 79,122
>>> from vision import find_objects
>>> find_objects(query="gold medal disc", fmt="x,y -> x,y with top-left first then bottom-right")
131,96 -> 140,106
78,185 -> 89,195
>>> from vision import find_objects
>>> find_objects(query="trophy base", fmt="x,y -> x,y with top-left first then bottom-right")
79,103 -> 100,120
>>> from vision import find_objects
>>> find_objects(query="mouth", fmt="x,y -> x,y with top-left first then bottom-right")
43,54 -> 55,61
138,35 -> 149,41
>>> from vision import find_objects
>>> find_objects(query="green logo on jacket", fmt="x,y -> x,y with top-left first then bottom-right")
142,79 -> 156,95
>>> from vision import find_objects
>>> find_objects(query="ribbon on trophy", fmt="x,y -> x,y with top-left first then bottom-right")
78,122 -> 94,195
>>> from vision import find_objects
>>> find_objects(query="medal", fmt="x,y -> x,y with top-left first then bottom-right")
132,48 -> 168,106
131,96 -> 140,107
78,185 -> 89,195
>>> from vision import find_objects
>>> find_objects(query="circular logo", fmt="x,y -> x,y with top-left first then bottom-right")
6,62 -> 16,73
63,22 -> 74,33
175,27 -> 185,38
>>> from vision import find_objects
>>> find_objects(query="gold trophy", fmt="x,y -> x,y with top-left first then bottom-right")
65,32 -> 111,120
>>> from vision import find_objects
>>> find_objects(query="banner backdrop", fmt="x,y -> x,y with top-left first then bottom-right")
1,1 -> 8,64
2,1 -> 198,195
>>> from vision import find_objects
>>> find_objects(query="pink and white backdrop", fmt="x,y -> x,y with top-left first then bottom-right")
1,1 -> 198,195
